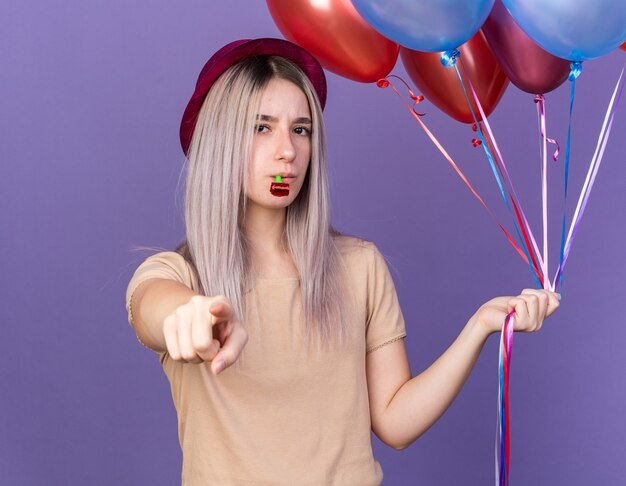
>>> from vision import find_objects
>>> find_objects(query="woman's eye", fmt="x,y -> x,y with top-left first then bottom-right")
294,126 -> 311,136
255,124 -> 270,133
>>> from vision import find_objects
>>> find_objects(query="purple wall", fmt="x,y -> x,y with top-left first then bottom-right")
2,1 -> 625,484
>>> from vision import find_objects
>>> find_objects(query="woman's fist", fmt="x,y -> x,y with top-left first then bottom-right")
162,295 -> 248,374
473,288 -> 561,335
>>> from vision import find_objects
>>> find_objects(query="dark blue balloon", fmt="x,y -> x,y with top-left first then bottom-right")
351,0 -> 495,52
501,0 -> 626,61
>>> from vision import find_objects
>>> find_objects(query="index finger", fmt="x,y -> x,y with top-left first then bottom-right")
209,301 -> 234,323
211,323 -> 247,375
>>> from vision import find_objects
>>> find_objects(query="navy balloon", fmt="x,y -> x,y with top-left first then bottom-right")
351,0 -> 495,52
501,0 -> 626,61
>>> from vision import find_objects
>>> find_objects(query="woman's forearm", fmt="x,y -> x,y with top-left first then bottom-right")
384,316 -> 492,449
130,278 -> 198,351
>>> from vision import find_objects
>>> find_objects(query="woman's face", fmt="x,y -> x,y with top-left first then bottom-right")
246,77 -> 312,210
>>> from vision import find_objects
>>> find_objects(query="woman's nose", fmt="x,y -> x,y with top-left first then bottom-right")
275,129 -> 295,162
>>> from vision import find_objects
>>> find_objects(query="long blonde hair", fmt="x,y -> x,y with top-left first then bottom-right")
178,55 -> 346,347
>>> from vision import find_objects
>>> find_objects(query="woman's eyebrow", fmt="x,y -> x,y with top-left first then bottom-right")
256,114 -> 312,124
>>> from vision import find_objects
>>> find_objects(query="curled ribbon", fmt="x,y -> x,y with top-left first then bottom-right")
534,95 -> 561,162
471,123 -> 482,147
377,77 -> 425,116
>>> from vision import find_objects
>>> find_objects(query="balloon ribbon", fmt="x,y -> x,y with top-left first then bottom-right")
554,62 -> 581,292
535,94 -> 561,288
452,56 -> 625,486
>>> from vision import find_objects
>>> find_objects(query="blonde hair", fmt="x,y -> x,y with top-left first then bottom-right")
178,56 -> 346,347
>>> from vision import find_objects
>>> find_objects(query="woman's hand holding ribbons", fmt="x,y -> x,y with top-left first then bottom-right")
472,289 -> 561,335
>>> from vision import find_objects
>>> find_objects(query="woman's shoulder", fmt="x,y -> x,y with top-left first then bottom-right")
130,249 -> 198,289
332,234 -> 381,273
138,250 -> 188,268
333,234 -> 377,254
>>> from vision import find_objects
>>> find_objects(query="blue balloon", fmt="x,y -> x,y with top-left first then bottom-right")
351,0 -> 495,52
501,0 -> 626,61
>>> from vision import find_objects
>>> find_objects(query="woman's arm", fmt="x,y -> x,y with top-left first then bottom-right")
130,278 -> 198,352
366,289 -> 559,450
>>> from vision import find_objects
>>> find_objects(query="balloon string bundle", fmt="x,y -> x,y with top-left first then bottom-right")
447,53 -> 625,486
379,57 -> 624,486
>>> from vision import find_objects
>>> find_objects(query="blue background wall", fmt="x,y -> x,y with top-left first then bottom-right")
2,1 -> 625,484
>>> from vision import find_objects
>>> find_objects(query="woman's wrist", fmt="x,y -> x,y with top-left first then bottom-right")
467,310 -> 498,341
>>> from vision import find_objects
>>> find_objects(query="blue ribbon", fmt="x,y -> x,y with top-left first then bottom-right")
556,62 -> 582,292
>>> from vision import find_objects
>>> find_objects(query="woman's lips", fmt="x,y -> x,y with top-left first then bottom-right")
272,176 -> 295,184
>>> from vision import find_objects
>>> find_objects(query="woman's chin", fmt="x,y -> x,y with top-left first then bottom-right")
247,188 -> 301,210
247,195 -> 296,211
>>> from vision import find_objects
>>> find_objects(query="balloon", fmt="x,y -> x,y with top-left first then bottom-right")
621,42 -> 626,52
501,0 -> 626,61
351,0 -> 495,52
401,30 -> 509,124
482,0 -> 570,94
266,0 -> 399,83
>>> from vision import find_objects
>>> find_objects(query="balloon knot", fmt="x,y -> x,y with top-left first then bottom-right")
472,138 -> 482,147
440,49 -> 460,68
410,94 -> 424,103
534,94 -> 545,104
568,61 -> 582,81
471,122 -> 479,132
376,79 -> 390,88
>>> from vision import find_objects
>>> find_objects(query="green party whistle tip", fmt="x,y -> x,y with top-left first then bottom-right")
275,175 -> 283,183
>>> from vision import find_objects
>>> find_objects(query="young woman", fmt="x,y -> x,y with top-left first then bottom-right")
126,38 -> 560,485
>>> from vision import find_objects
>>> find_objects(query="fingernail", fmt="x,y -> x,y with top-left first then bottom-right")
557,293 -> 562,301
213,359 -> 225,374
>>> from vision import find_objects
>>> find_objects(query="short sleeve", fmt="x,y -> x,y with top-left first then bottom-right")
364,243 -> 407,353
125,251 -> 196,330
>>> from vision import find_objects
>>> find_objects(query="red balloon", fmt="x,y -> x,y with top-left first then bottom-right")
621,42 -> 626,51
266,0 -> 399,83
482,0 -> 570,94
401,30 -> 509,124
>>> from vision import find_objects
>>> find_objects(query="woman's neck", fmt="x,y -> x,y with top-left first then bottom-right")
243,203 -> 298,278
243,203 -> 286,253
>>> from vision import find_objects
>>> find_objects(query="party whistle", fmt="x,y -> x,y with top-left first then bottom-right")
270,175 -> 289,197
